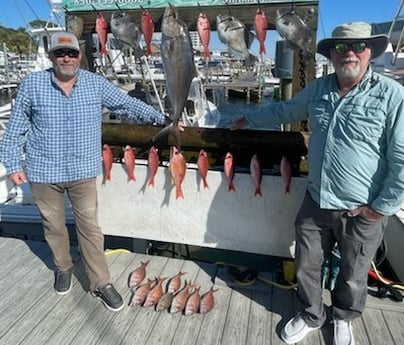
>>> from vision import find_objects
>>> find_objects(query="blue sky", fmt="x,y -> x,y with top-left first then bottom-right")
0,0 -> 400,58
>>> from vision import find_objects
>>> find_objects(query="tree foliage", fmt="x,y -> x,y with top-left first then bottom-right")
0,20 -> 52,55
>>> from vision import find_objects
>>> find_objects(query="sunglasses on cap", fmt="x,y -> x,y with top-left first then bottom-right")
52,49 -> 80,58
334,42 -> 368,54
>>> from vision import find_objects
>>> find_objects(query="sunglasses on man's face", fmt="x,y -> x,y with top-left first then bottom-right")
53,49 -> 80,58
334,42 -> 368,54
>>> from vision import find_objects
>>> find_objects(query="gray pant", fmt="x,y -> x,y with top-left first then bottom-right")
295,192 -> 387,326
30,178 -> 110,291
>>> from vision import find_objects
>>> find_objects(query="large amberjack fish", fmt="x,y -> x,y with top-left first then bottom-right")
254,5 -> 267,56
216,14 -> 257,67
275,9 -> 314,60
102,144 -> 113,182
169,146 -> 186,199
197,11 -> 211,60
110,10 -> 143,59
153,4 -> 196,150
140,6 -> 154,56
95,12 -> 108,56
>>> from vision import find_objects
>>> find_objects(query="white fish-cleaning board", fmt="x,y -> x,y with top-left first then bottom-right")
97,161 -> 307,258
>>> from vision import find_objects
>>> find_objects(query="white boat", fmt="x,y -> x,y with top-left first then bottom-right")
0,83 -> 18,137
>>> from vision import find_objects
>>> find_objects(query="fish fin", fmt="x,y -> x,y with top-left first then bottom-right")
255,188 -> 262,197
203,179 -> 209,189
228,183 -> 235,192
176,187 -> 184,199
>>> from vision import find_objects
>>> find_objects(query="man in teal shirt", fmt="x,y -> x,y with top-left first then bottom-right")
233,22 -> 404,345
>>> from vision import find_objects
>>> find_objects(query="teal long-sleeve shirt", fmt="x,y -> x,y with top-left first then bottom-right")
246,68 -> 404,216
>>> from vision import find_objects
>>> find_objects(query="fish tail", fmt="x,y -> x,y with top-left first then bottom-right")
153,123 -> 182,150
128,173 -> 136,181
148,177 -> 155,187
285,184 -> 290,194
203,179 -> 209,189
228,183 -> 235,192
176,187 -> 184,199
255,187 -> 262,197
204,48 -> 210,60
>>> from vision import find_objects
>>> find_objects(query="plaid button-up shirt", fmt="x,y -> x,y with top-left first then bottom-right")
0,69 -> 165,183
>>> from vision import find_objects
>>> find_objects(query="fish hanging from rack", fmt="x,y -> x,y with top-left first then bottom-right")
140,6 -> 154,56
216,14 -> 257,67
197,10 -> 211,60
275,9 -> 314,60
254,5 -> 267,56
153,3 -> 196,150
95,12 -> 108,56
110,10 -> 143,59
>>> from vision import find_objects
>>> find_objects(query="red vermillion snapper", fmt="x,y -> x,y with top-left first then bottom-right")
280,156 -> 292,193
167,270 -> 187,294
170,146 -> 186,199
254,6 -> 267,55
147,146 -> 160,187
224,152 -> 235,191
197,149 -> 209,189
123,145 -> 136,181
102,144 -> 113,182
144,276 -> 167,307
130,278 -> 154,307
170,280 -> 194,314
140,6 -> 154,56
110,11 -> 143,59
128,260 -> 149,289
275,9 -> 314,60
95,12 -> 108,56
185,285 -> 201,316
153,4 -> 196,150
200,286 -> 219,314
250,154 -> 262,197
216,14 -> 257,67
197,11 -> 211,60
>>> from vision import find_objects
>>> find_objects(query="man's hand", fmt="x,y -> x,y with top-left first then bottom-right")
9,171 -> 27,185
347,206 -> 384,221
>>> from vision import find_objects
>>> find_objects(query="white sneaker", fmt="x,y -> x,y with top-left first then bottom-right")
281,313 -> 322,344
333,320 -> 355,345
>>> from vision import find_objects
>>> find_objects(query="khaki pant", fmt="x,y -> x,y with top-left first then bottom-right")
295,191 -> 387,326
30,178 -> 110,291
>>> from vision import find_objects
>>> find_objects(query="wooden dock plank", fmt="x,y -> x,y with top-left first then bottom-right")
0,237 -> 403,345
95,254 -> 169,345
66,252 -> 137,345
383,310 -> 404,344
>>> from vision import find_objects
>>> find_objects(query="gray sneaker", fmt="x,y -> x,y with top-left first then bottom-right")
92,284 -> 124,312
54,270 -> 72,295
281,313 -> 322,344
334,320 -> 355,345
